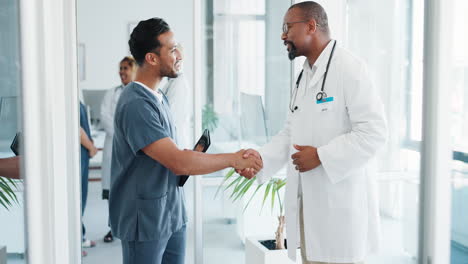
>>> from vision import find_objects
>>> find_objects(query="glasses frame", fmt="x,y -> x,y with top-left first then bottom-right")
282,20 -> 320,34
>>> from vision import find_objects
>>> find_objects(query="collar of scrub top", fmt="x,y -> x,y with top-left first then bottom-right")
290,40 -> 337,112
134,81 -> 164,104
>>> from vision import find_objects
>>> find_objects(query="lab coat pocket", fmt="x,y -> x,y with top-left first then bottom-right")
136,193 -> 170,241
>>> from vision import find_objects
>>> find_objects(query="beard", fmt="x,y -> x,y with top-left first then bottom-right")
285,41 -> 298,60
161,64 -> 179,79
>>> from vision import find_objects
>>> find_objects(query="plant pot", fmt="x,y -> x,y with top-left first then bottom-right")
245,236 -> 301,264
0,245 -> 6,264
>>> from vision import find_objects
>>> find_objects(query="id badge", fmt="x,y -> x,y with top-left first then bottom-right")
315,96 -> 335,112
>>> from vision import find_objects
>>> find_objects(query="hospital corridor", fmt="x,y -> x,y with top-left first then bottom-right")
0,0 -> 467,264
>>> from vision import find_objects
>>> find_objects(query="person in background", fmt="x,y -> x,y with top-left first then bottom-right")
80,101 -> 98,257
160,69 -> 193,150
100,56 -> 137,243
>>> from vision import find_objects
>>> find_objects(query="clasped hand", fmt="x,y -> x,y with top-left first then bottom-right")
232,149 -> 263,177
236,144 -> 321,179
291,144 -> 321,172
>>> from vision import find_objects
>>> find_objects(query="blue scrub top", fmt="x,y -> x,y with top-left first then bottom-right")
109,82 -> 187,242
79,102 -> 92,158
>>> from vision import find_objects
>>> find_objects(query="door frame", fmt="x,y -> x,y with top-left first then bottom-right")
20,0 -> 82,263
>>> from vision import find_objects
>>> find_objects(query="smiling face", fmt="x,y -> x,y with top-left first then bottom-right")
119,61 -> 135,85
155,31 -> 182,78
281,7 -> 318,60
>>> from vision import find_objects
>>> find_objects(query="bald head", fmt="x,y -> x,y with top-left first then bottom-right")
289,1 -> 330,36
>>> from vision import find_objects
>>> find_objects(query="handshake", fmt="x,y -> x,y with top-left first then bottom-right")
231,149 -> 262,179
229,144 -> 321,179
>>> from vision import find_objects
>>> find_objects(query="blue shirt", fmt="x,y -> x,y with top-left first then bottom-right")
109,82 -> 187,241
79,102 -> 91,161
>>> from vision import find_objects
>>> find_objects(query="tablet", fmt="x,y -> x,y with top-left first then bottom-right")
178,129 -> 211,187
10,132 -> 21,156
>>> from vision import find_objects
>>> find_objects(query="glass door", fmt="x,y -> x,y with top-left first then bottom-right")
199,0 -> 292,263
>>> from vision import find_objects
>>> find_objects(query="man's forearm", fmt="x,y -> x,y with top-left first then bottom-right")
166,150 -> 235,176
142,138 -> 260,176
0,156 -> 20,179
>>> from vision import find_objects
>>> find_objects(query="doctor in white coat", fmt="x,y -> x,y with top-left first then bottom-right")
239,2 -> 387,263
100,56 -> 136,242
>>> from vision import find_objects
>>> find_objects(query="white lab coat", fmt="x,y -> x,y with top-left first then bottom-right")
257,41 -> 388,263
100,85 -> 124,191
161,73 -> 193,149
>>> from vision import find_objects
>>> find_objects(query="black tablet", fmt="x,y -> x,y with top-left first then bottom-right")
178,129 -> 211,187
10,132 -> 21,156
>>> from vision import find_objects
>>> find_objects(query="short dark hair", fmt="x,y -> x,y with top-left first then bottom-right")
128,18 -> 171,66
289,1 -> 329,35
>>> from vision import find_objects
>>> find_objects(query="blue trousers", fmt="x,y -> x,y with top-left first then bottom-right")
121,225 -> 186,264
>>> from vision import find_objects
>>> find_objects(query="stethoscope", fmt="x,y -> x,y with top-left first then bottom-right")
289,40 -> 337,113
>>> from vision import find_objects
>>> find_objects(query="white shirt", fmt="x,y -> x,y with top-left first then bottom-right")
134,81 -> 164,103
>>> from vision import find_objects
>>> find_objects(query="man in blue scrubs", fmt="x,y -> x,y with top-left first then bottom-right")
109,18 -> 263,264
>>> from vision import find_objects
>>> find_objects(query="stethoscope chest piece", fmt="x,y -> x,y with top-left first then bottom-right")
316,91 -> 327,101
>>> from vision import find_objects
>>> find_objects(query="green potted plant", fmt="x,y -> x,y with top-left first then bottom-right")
216,169 -> 295,264
0,176 -> 20,263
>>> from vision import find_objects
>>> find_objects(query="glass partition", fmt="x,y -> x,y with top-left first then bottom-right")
0,0 -> 27,263
201,0 -> 291,263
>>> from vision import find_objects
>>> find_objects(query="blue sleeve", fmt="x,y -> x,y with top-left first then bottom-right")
121,100 -> 170,155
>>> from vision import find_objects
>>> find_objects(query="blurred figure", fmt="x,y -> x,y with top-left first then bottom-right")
80,101 -> 98,256
100,56 -> 136,242
161,72 -> 193,149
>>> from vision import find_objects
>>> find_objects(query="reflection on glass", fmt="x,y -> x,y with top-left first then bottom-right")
0,0 -> 26,263
450,0 -> 468,263
347,0 -> 423,263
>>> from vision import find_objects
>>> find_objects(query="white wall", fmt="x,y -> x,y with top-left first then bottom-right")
77,0 -> 194,91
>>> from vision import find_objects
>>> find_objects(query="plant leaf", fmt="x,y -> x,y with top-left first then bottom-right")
271,181 -> 277,213
277,180 -> 286,190
0,178 -> 19,204
261,182 -> 272,213
224,175 -> 243,192
230,177 -> 250,200
243,183 -> 263,213
0,190 -> 13,207
214,169 -> 235,199
0,196 -> 10,211
232,178 -> 254,203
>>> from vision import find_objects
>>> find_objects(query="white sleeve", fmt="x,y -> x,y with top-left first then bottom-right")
317,64 -> 388,184
100,88 -> 115,134
256,113 -> 292,184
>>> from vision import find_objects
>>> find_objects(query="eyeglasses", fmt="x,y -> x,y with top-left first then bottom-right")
282,20 -> 319,34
